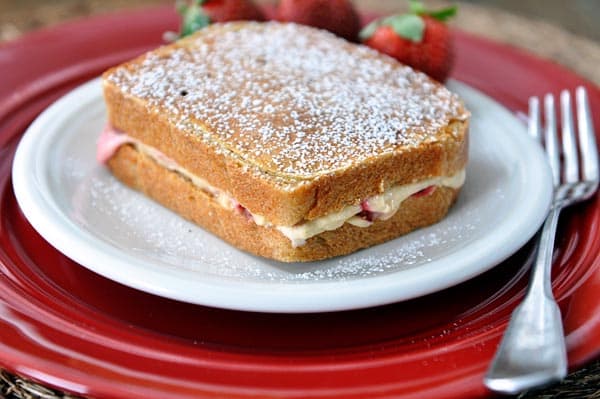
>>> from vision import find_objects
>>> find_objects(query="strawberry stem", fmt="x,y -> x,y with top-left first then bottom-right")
384,14 -> 425,42
408,0 -> 426,15
408,0 -> 457,22
425,6 -> 458,22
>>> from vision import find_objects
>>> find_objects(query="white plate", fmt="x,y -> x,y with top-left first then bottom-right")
12,78 -> 552,313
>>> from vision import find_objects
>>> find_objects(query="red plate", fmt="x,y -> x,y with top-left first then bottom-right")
1,7 -> 599,399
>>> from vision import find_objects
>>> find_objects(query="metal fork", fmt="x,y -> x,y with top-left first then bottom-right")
484,87 -> 599,394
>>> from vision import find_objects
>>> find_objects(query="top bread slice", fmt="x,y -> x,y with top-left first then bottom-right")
102,21 -> 469,226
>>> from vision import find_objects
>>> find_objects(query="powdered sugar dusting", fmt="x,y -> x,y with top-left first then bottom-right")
83,170 -> 479,281
106,22 -> 466,178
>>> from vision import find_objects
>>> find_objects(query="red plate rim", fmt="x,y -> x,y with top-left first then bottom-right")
0,6 -> 599,399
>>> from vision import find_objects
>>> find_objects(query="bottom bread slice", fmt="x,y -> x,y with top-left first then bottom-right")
107,145 -> 460,262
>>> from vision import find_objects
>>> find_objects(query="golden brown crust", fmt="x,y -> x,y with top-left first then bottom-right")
101,22 -> 468,225
107,145 -> 460,262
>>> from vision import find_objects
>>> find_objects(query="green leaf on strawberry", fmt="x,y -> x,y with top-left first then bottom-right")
178,0 -> 211,38
358,20 -> 381,41
409,0 -> 457,22
360,0 -> 458,82
360,1 -> 457,43
408,0 -> 427,15
176,0 -> 266,39
359,14 -> 425,42
382,14 -> 425,42
424,6 -> 457,22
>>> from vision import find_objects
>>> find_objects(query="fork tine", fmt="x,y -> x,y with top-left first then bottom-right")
529,96 -> 541,142
560,90 -> 579,183
544,94 -> 560,186
576,87 -> 599,183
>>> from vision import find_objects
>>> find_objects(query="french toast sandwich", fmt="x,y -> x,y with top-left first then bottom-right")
100,21 -> 469,262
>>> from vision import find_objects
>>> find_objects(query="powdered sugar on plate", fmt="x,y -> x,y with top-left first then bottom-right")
75,158 -> 480,282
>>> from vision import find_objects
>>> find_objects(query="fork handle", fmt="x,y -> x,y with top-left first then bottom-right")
484,205 -> 568,393
529,205 -> 562,298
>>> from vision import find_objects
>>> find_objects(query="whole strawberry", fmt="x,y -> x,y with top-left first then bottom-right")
359,1 -> 457,82
178,0 -> 265,38
277,0 -> 361,42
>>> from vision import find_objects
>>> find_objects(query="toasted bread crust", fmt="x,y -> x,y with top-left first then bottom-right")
107,145 -> 459,262
102,22 -> 468,226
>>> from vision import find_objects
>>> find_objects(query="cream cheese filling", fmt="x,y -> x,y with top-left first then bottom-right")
144,140 -> 465,247
99,128 -> 465,247
276,171 -> 465,246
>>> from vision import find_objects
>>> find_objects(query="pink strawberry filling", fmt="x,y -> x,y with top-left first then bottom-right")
357,185 -> 437,222
96,125 -> 132,163
358,200 -> 379,222
412,185 -> 437,198
233,202 -> 254,221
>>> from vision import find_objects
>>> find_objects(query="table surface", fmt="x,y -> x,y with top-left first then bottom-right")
1,1 -> 599,399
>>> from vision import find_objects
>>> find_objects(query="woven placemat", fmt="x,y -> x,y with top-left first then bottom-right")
1,1 -> 599,398
2,361 -> 600,399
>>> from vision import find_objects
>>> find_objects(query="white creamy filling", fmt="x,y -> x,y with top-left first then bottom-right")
276,171 -> 465,247
137,142 -> 236,210
130,140 -> 465,247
